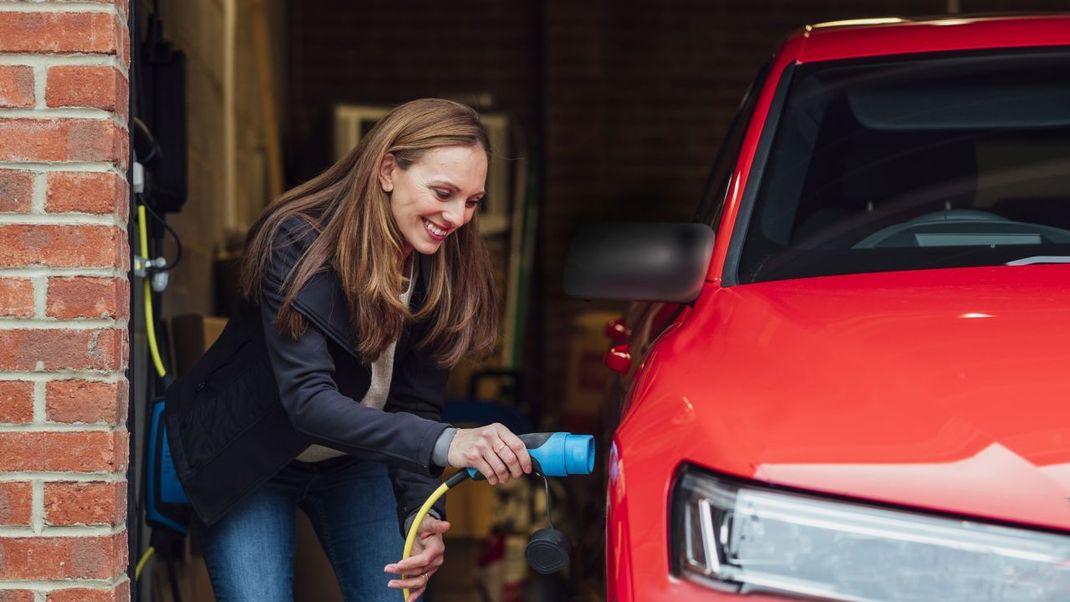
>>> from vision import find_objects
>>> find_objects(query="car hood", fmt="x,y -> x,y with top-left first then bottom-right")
645,264 -> 1070,531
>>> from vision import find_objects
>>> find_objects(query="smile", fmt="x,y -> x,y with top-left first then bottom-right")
422,218 -> 450,241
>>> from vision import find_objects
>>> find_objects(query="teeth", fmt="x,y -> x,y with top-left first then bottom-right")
424,219 -> 446,237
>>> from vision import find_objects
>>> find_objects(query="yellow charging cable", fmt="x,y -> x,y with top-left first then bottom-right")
137,205 -> 168,378
135,545 -> 156,580
401,471 -> 471,600
135,205 -> 167,581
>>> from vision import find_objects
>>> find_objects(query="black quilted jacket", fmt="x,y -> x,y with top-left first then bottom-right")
164,217 -> 450,530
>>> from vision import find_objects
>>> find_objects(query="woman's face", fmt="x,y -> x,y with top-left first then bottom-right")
378,145 -> 487,256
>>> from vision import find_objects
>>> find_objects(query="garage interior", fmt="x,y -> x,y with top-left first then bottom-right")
128,1 -> 1070,601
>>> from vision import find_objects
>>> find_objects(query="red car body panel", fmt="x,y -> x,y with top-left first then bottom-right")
610,15 -> 1070,602
799,16 -> 1070,63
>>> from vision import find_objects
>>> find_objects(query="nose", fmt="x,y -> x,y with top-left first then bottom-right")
441,199 -> 465,228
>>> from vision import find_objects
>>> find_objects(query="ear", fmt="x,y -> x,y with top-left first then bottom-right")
378,153 -> 397,193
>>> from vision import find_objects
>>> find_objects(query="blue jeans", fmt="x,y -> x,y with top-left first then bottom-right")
194,457 -> 403,601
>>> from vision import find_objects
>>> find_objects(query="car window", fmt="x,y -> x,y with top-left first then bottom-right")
694,61 -> 771,229
737,49 -> 1070,283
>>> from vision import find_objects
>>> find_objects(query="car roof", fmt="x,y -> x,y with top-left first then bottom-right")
788,14 -> 1070,63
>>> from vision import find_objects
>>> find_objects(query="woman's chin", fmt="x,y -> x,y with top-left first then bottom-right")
410,239 -> 443,255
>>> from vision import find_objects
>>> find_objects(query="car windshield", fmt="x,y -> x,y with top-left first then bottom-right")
737,48 -> 1070,283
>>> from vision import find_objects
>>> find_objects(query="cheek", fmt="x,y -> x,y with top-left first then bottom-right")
391,188 -> 425,219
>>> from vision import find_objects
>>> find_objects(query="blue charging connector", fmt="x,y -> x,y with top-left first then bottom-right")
466,432 -> 595,479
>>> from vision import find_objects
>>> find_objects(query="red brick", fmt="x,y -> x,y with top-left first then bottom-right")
46,66 -> 128,117
0,380 -> 34,424
44,481 -> 126,526
0,224 -> 127,270
0,591 -> 34,602
0,170 -> 33,213
0,12 -> 120,55
0,65 -> 34,109
47,277 -> 129,320
120,13 -> 130,66
48,582 -> 129,602
0,277 -> 34,318
0,532 -> 126,580
0,481 -> 32,526
0,328 -> 126,372
0,119 -> 128,167
45,379 -> 127,425
0,430 -> 128,472
2,0 -> 132,15
46,171 -> 127,218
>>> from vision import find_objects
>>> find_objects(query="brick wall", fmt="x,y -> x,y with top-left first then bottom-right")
285,0 -> 536,185
0,1 -> 131,601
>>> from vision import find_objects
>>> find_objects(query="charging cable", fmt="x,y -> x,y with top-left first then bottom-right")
136,204 -> 168,379
401,432 -> 595,600
401,470 -> 471,600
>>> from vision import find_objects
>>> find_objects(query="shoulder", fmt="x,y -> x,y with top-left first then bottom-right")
274,215 -> 319,250
265,215 -> 321,284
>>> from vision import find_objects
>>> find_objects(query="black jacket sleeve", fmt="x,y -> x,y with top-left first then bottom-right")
260,220 -> 448,477
385,334 -> 451,532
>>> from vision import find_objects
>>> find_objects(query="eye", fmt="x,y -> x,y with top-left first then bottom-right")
433,188 -> 451,200
466,199 -> 481,209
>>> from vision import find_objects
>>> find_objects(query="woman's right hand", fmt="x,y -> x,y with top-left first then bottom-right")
447,423 -> 532,485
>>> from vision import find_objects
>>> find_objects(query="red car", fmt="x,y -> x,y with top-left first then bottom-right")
565,15 -> 1070,602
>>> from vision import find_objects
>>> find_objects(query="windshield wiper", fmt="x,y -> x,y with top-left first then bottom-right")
1005,255 -> 1070,266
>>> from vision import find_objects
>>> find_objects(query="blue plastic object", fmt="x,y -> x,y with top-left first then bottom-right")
146,399 -> 189,534
466,432 -> 595,479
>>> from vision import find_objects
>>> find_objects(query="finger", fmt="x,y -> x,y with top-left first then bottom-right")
482,447 -> 510,484
493,438 -> 523,479
473,457 -> 498,485
497,428 -> 533,474
385,549 -> 434,575
408,586 -> 426,602
385,550 -> 435,575
409,539 -> 443,566
418,518 -> 451,536
387,574 -> 428,591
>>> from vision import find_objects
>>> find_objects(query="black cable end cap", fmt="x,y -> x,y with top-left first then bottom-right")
525,527 -> 570,575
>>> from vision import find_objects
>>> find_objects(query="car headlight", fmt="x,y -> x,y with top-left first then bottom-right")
672,466 -> 1070,601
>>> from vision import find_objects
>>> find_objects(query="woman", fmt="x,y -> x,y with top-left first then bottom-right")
164,98 -> 531,602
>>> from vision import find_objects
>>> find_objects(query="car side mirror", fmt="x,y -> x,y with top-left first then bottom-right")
563,222 -> 715,302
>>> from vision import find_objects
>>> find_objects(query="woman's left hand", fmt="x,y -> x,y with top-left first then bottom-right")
385,515 -> 451,601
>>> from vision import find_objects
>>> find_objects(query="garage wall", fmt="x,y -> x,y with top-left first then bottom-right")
140,0 -> 284,319
284,0 -> 537,186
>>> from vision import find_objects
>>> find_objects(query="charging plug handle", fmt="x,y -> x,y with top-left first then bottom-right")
465,432 -> 595,480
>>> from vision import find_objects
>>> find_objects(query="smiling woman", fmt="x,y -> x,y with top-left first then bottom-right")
164,98 -> 533,602
243,98 -> 498,367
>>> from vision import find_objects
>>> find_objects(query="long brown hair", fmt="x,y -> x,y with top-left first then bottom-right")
241,98 -> 498,367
